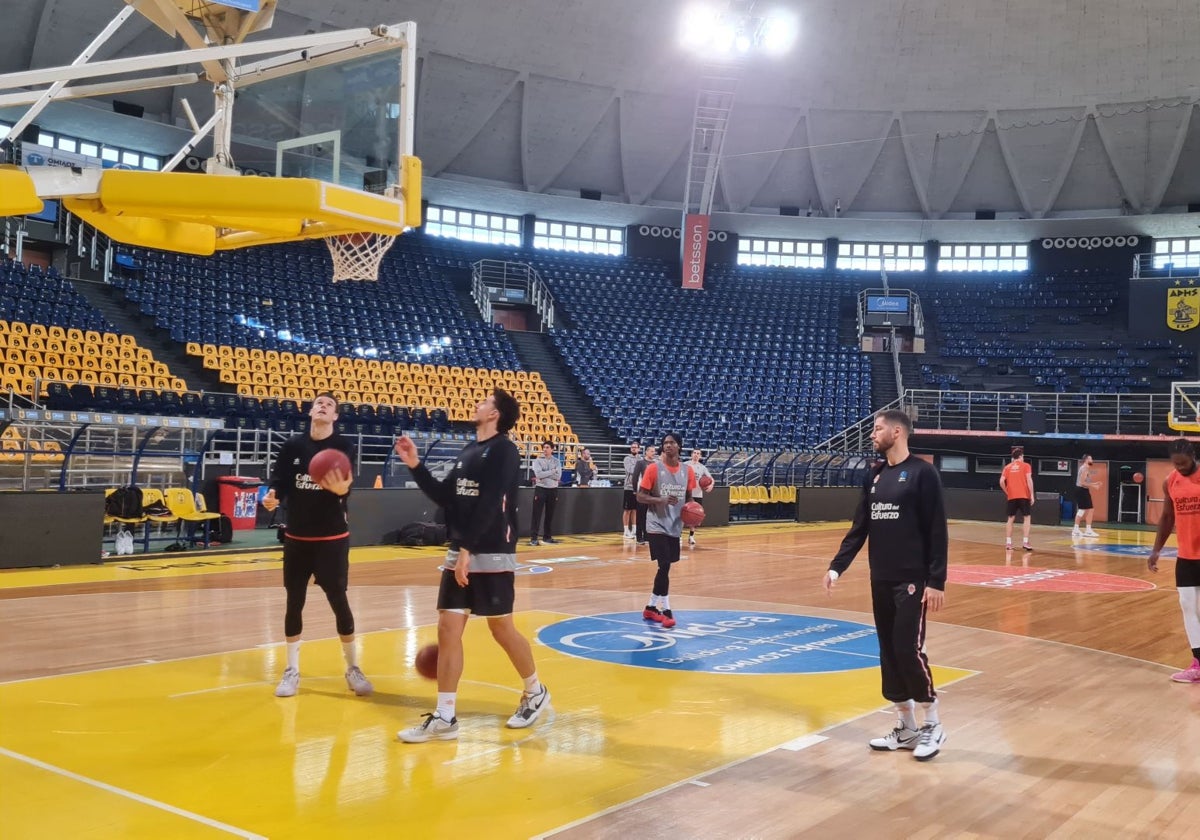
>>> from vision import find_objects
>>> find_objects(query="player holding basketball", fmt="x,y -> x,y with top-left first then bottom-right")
393,388 -> 550,742
999,446 -> 1034,551
686,448 -> 713,548
639,433 -> 696,629
1147,438 -> 1200,683
261,392 -> 372,698
823,409 -> 949,761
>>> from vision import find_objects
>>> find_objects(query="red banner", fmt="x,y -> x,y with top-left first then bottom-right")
681,213 -> 709,289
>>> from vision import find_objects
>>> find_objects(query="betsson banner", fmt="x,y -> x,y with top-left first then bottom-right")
681,213 -> 709,290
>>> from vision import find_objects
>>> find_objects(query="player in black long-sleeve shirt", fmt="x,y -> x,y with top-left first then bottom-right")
824,409 -> 949,761
393,388 -> 550,743
261,392 -> 372,699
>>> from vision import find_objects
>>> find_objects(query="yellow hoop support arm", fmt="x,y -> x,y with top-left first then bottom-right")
0,167 -> 44,217
62,170 -> 414,255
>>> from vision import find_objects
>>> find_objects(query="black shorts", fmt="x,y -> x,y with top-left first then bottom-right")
1006,498 -> 1031,517
283,535 -> 349,592
436,569 -> 516,616
623,489 -> 638,511
647,532 -> 682,565
690,495 -> 704,507
1178,558 -> 1200,588
1075,487 -> 1094,510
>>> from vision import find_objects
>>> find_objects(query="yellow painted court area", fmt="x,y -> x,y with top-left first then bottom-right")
0,608 -> 972,838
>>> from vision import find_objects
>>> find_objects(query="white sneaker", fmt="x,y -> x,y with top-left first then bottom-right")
869,724 -> 919,751
1083,529 -> 1100,538
274,667 -> 300,697
344,665 -> 373,696
913,723 -> 946,761
1071,527 -> 1082,537
398,712 -> 459,743
1005,540 -> 1012,549
688,535 -> 696,548
506,684 -> 550,729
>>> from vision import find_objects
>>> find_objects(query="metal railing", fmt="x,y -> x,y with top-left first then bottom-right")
817,389 -> 1177,450
1132,252 -> 1200,280
471,259 -> 555,329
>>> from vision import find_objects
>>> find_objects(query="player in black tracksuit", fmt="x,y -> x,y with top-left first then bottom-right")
393,388 -> 550,743
825,409 -> 949,761
261,392 -> 372,698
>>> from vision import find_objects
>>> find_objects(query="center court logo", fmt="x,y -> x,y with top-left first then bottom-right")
537,610 -> 879,674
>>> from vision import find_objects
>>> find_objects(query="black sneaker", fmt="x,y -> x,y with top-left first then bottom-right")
529,538 -> 540,546
544,537 -> 559,544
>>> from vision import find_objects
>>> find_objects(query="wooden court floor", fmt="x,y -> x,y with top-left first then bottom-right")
1,520 -> 1198,838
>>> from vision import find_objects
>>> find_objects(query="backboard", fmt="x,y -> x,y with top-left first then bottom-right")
1169,381 -> 1200,432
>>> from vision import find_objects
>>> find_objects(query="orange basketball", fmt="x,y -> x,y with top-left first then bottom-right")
698,474 -> 714,491
414,644 -> 438,680
308,447 -> 351,484
1133,472 -> 1145,484
681,501 -> 706,528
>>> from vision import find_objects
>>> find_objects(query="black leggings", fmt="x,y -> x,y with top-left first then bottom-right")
871,579 -> 937,704
283,536 -> 354,637
648,532 -> 681,596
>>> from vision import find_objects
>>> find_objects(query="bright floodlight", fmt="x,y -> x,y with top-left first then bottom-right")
761,12 -> 798,55
712,22 -> 737,53
680,4 -> 718,48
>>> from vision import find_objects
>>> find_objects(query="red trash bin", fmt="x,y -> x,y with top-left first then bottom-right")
218,476 -> 262,531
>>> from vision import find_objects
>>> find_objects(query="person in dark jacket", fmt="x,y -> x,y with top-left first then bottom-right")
393,388 -> 550,743
824,409 -> 949,761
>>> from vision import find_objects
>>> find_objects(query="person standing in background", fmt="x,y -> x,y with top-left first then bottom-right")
621,442 -> 641,540
529,441 -> 562,546
575,447 -> 595,487
685,448 -> 712,548
999,446 -> 1034,552
633,445 -> 657,546
1073,454 -> 1101,538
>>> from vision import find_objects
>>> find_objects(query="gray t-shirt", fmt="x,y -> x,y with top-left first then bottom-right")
689,462 -> 712,499
623,453 -> 639,491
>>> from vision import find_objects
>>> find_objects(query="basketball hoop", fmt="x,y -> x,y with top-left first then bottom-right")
324,232 -> 396,282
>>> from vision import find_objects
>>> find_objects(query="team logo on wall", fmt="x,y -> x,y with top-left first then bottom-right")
1167,287 -> 1200,332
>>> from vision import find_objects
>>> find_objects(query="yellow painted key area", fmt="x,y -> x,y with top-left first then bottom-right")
0,608 -> 971,838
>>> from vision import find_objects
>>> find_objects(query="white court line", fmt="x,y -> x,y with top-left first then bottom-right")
0,747 -> 266,839
777,734 -> 829,752
533,669 -> 980,839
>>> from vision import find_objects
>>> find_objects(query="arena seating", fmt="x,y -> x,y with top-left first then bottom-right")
113,238 -> 519,369
1,259 -> 187,399
914,270 -> 1192,393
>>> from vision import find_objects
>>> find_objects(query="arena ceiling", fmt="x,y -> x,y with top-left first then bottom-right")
7,0 -> 1200,229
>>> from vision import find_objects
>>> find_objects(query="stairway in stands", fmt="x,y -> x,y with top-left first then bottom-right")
506,330 -> 621,445
68,277 -> 219,393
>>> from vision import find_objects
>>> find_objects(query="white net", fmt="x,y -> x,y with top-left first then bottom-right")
324,232 -> 397,282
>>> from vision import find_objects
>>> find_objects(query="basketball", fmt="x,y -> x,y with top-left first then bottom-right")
681,501 -> 706,528
698,474 -> 714,491
414,644 -> 438,680
308,448 -> 351,485
1133,472 -> 1145,484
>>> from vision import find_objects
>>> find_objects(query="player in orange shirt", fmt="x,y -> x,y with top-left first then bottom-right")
999,446 -> 1034,552
1148,438 -> 1200,683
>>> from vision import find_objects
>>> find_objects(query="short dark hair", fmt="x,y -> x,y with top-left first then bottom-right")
493,387 -> 520,434
1011,446 -> 1024,458
876,409 -> 912,435
662,432 -> 683,448
542,440 -> 554,449
312,391 -> 339,410
1169,438 -> 1195,458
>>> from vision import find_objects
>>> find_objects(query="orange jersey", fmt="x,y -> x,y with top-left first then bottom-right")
1168,468 -> 1200,560
1001,460 -> 1032,500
